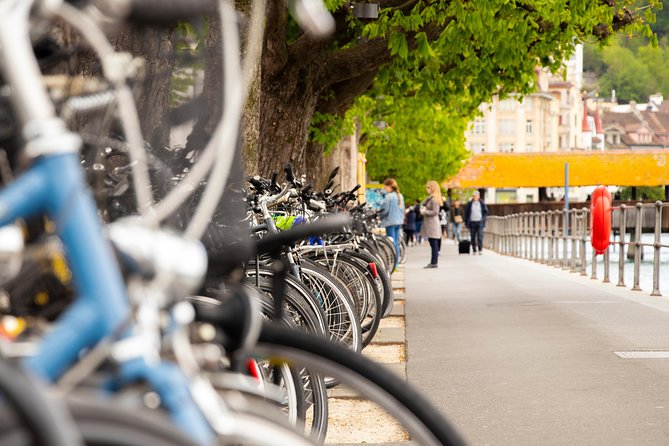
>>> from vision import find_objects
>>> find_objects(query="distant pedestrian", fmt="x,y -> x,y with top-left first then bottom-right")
379,178 -> 404,269
420,180 -> 443,269
464,191 -> 489,255
439,201 -> 450,241
414,199 -> 424,244
404,206 -> 417,246
450,199 -> 464,243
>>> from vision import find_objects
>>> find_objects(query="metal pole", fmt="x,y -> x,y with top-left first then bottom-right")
580,209 -> 588,276
632,202 -> 643,291
564,162 -> 569,236
520,213 -> 530,259
562,210 -> 569,270
603,246 -> 610,283
535,212 -> 540,261
529,213 -> 534,261
548,211 -> 554,266
540,211 -> 546,264
617,205 -> 627,287
651,201 -> 662,296
570,209 -> 578,272
632,203 -> 643,291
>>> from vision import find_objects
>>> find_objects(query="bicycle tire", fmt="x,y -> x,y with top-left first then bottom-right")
254,323 -> 466,446
245,269 -> 327,336
298,259 -> 362,353
308,252 -> 382,347
0,398 -> 197,446
346,249 -> 394,322
193,285 -> 329,443
0,359 -> 81,446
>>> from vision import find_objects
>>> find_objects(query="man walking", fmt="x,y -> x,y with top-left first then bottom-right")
464,191 -> 489,255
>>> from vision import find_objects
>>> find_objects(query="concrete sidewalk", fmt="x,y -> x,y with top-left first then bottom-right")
405,242 -> 669,445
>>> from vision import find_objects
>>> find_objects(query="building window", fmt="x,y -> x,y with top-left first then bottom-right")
614,134 -> 620,145
526,120 -> 533,134
499,143 -> 514,152
499,119 -> 516,134
559,135 -> 567,149
471,143 -> 486,153
499,99 -> 516,111
472,119 -> 486,134
526,144 -> 533,152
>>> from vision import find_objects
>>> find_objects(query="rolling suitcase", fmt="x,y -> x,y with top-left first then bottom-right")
458,239 -> 471,254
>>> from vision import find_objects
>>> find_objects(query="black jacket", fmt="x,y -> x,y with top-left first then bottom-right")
464,199 -> 489,227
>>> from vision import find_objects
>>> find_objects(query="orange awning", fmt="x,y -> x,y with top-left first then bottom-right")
445,150 -> 669,188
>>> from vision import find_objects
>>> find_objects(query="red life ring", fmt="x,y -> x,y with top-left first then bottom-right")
590,186 -> 612,255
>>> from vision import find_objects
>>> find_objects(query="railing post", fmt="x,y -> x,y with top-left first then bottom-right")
548,211 -> 554,266
522,213 -> 528,259
540,211 -> 546,264
603,246 -> 610,283
580,209 -> 588,276
529,212 -> 534,261
632,202 -> 643,291
535,212 -> 540,262
617,204 -> 627,287
570,209 -> 578,272
516,214 -> 521,257
562,210 -> 569,270
651,201 -> 662,296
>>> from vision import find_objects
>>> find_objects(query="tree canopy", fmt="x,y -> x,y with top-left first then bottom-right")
584,1 -> 669,103
251,1 -> 657,188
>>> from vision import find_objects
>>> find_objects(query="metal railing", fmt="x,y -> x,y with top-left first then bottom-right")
484,201 -> 669,296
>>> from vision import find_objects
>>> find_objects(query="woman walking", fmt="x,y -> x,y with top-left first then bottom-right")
450,199 -> 464,243
404,205 -> 417,246
420,180 -> 443,269
379,178 -> 404,269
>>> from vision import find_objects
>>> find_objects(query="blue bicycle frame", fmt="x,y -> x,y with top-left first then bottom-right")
0,155 -> 214,445
0,2 -> 213,444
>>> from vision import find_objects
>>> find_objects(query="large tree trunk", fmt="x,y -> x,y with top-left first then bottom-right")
257,64 -> 322,178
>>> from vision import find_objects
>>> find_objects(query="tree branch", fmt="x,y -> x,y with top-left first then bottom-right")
316,69 -> 379,116
322,38 -> 391,86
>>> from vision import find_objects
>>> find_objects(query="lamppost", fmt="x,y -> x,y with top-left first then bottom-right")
352,1 -> 379,20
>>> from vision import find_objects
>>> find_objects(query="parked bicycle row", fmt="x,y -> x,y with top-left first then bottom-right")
0,0 -> 464,445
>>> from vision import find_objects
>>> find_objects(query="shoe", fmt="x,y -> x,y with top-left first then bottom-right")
423,263 -> 437,269
478,251 -> 483,255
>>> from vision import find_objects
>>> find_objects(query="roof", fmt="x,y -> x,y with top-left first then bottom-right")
445,150 -> 669,188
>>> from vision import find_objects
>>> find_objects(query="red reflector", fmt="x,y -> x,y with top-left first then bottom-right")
368,262 -> 379,279
247,359 -> 261,381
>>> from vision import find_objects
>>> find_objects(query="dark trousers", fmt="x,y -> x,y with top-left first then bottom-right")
405,229 -> 415,243
428,238 -> 440,265
470,221 -> 484,252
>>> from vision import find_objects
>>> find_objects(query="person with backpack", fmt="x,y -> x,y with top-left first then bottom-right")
420,180 -> 443,269
464,190 -> 489,255
378,178 -> 404,269
404,205 -> 417,246
450,199 -> 464,243
414,199 -> 424,244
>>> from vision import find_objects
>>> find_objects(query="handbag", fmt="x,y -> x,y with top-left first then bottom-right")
454,215 -> 463,224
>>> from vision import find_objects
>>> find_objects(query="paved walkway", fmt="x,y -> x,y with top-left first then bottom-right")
405,242 -> 669,446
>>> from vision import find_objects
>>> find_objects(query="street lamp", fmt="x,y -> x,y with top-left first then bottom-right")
352,2 -> 379,20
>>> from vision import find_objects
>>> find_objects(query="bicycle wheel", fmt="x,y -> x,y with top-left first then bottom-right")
0,359 -> 81,446
193,285 -> 329,443
399,236 -> 407,264
346,249 -> 394,322
254,323 -> 466,446
245,269 -> 327,335
308,253 -> 382,347
0,396 -> 315,446
0,397 -> 197,446
298,259 -> 362,353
